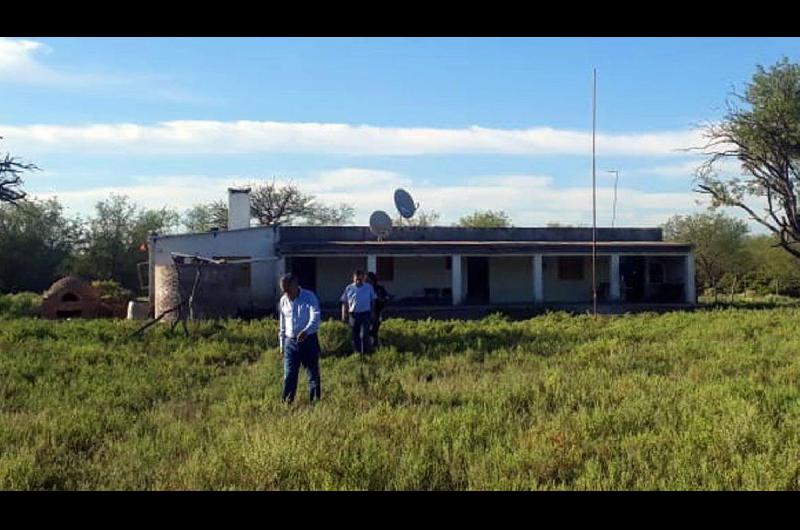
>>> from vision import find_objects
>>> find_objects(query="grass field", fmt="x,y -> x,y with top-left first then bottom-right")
2,307 -> 800,490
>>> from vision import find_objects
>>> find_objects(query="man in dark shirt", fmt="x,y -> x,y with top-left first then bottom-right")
366,271 -> 390,349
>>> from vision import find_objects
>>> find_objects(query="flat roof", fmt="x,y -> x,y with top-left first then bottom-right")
279,240 -> 692,256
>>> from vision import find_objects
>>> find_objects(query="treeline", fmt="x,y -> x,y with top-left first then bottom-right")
664,211 -> 800,299
0,195 -> 177,294
0,180 -> 357,295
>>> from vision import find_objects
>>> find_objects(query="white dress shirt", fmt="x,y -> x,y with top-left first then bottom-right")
279,288 -> 321,346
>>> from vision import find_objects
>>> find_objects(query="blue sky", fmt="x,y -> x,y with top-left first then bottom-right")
2,37 -> 799,228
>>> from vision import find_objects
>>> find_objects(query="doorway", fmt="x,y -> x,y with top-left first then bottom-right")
466,257 -> 490,304
289,257 -> 317,293
620,256 -> 646,302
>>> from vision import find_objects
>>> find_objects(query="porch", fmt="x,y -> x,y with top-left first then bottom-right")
279,243 -> 696,309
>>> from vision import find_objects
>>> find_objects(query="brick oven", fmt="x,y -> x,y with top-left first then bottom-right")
41,276 -> 102,319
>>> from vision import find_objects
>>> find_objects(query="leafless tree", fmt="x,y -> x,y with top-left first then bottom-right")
0,139 -> 38,205
249,179 -> 315,226
249,179 -> 354,226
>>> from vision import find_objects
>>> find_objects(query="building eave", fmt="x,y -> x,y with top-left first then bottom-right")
278,240 -> 693,256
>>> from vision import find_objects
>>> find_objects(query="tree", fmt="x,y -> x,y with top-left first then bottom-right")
742,234 -> 800,296
248,180 -> 354,226
0,139 -> 38,204
393,209 -> 441,227
72,194 -> 180,290
183,200 -> 228,232
457,210 -> 512,228
0,198 -> 81,293
695,58 -> 800,262
303,202 -> 356,226
663,211 -> 749,300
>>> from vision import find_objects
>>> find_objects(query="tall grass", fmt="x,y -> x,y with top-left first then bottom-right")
1,308 -> 800,490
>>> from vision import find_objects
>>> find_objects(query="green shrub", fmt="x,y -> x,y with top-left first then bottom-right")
0,292 -> 42,319
90,280 -> 134,303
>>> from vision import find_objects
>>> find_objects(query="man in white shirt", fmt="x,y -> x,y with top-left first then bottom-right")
278,272 -> 321,403
340,269 -> 376,354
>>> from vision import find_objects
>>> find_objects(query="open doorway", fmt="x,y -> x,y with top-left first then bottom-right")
466,257 -> 490,304
620,256 -> 645,302
289,257 -> 317,293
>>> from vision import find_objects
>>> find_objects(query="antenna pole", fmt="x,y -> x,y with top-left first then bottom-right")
592,68 -> 598,319
608,169 -> 620,228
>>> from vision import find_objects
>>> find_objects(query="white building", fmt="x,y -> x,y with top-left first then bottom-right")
148,189 -> 696,319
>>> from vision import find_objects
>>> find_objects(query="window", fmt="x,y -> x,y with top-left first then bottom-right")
558,257 -> 584,281
445,256 -> 452,270
377,257 -> 394,281
61,292 -> 79,302
649,262 -> 664,284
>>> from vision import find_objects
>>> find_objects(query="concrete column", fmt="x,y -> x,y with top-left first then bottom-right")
532,254 -> 543,304
367,255 -> 377,274
609,254 -> 620,301
685,250 -> 696,304
451,255 -> 463,305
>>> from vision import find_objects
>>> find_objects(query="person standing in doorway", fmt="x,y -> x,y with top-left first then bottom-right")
366,271 -> 390,349
341,269 -> 376,354
278,272 -> 321,403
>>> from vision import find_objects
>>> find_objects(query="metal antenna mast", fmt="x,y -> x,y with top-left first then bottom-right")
607,169 -> 620,228
592,68 -> 598,318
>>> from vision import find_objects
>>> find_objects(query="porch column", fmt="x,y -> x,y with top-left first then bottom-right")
367,255 -> 377,274
451,254 -> 463,305
609,254 -> 621,301
685,250 -> 696,303
532,254 -> 543,304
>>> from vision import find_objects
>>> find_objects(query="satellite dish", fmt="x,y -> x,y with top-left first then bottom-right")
369,210 -> 393,240
394,188 -> 418,219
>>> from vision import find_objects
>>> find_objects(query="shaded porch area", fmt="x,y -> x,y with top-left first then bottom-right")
284,251 -> 695,309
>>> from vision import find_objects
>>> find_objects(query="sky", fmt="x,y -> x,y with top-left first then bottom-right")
2,36 -> 799,229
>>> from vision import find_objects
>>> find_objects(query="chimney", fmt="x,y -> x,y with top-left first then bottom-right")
227,187 -> 251,230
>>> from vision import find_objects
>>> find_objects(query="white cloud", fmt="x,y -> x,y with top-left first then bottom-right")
0,119 -> 706,157
0,38 -> 217,105
29,168 -> 711,229
31,176 -> 236,216
0,37 -> 121,87
311,168 -> 413,192
0,38 -> 48,79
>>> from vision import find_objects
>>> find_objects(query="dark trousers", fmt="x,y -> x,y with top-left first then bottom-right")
349,311 -> 372,354
282,333 -> 321,403
369,313 -> 382,348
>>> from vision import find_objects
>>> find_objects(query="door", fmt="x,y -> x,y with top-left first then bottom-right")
466,257 -> 490,304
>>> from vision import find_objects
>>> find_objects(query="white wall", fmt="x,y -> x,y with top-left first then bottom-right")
542,256 -> 609,303
489,257 -> 533,303
378,256 -> 451,300
314,256 -> 452,303
152,226 -> 278,312
315,256 -> 367,304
